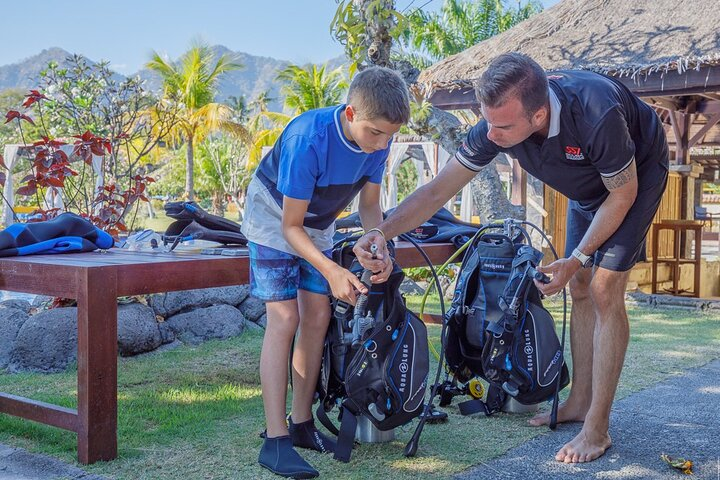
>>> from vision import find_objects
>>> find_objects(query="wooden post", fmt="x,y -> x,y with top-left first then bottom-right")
76,266 -> 118,463
510,158 -> 527,207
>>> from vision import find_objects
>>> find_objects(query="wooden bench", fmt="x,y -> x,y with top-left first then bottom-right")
0,241 -> 456,464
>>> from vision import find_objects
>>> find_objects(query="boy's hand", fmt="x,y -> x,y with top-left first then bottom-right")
327,264 -> 367,305
353,231 -> 389,276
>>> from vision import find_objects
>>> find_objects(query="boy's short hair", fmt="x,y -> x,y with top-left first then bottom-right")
476,53 -> 548,120
347,66 -> 410,125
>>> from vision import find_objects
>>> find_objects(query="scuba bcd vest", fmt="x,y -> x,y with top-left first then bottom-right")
316,240 -> 430,463
439,221 -> 569,421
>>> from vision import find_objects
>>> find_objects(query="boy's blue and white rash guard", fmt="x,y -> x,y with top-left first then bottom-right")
242,105 -> 390,254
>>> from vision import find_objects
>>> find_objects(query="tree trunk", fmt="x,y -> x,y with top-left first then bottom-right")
409,105 -> 524,222
352,0 -> 395,67
211,191 -> 225,216
146,199 -> 156,219
355,0 -> 524,222
185,136 -> 194,200
233,191 -> 245,222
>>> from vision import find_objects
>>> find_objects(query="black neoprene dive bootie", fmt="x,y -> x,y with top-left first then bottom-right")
258,435 -> 319,479
288,417 -> 337,453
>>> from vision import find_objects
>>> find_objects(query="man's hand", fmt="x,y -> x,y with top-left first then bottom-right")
534,258 -> 582,296
353,231 -> 392,283
326,264 -> 367,305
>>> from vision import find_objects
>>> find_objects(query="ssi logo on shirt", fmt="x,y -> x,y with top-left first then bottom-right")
564,146 -> 585,161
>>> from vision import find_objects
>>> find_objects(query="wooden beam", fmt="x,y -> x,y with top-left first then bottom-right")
688,113 -> 720,147
670,163 -> 704,177
698,93 -> 720,102
690,154 -> 720,163
615,65 -> 720,97
0,393 -> 78,432
668,111 -> 689,163
511,159 -> 527,206
696,99 -> 720,115
426,86 -> 476,110
676,141 -> 720,146
647,97 -> 681,111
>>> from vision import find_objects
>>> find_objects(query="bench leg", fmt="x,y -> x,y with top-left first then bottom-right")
76,268 -> 118,464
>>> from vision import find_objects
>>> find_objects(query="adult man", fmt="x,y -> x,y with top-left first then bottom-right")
356,53 -> 669,463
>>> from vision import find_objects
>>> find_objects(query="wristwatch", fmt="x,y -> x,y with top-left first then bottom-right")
571,248 -> 594,268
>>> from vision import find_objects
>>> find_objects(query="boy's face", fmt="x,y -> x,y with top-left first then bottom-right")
345,105 -> 403,154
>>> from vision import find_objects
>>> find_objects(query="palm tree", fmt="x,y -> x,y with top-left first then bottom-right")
276,64 -> 349,115
225,94 -> 250,123
250,91 -> 275,113
146,43 -> 247,199
246,110 -> 292,170
399,0 -> 543,69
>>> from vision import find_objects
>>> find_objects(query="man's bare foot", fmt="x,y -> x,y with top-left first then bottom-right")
555,429 -> 611,463
528,401 -> 588,427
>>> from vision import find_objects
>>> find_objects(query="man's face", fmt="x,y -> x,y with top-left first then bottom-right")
346,106 -> 403,154
481,96 -> 545,148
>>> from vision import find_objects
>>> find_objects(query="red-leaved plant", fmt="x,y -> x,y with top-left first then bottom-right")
1,92 -> 157,238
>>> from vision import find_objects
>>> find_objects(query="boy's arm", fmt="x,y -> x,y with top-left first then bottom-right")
354,157 -> 478,277
282,196 -> 367,305
357,182 -> 393,283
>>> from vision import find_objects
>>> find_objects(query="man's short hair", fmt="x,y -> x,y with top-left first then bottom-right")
347,66 -> 410,125
476,53 -> 548,119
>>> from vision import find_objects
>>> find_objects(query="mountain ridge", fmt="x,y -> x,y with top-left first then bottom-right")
0,46 -> 347,112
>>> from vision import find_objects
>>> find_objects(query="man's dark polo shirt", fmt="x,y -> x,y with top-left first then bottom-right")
456,70 -> 669,211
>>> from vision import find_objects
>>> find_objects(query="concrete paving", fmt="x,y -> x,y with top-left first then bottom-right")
0,444 -> 107,480
457,359 -> 720,480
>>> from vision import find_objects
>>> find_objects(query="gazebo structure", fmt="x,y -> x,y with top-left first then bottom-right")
415,0 -> 720,295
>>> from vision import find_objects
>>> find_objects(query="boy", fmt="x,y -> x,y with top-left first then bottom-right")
241,66 -> 410,479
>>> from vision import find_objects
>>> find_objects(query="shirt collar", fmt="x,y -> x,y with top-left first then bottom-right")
547,87 -> 561,138
334,105 -> 363,153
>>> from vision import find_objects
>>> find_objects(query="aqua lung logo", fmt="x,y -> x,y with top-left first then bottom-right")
483,262 -> 507,272
565,146 -> 585,161
524,329 -> 534,372
543,350 -> 562,378
398,344 -> 409,393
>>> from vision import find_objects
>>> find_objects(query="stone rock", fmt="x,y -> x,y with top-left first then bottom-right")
157,321 -> 176,345
0,299 -> 32,313
243,320 -> 264,333
238,297 -> 266,322
117,303 -> 162,356
31,295 -> 53,308
165,304 -> 247,345
256,314 -> 267,329
149,285 -> 250,317
8,308 -> 77,373
399,278 -> 425,295
0,308 -> 29,369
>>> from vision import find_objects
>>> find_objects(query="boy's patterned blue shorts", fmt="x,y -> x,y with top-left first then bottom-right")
248,242 -> 331,301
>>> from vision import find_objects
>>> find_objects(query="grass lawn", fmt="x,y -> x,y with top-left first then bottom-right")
0,298 -> 718,479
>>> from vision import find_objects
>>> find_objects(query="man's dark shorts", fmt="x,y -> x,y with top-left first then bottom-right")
564,171 -> 669,272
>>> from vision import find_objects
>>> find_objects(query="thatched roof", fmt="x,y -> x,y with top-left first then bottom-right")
417,0 -> 720,97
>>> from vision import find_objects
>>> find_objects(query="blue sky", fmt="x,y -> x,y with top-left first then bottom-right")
0,0 -> 558,74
